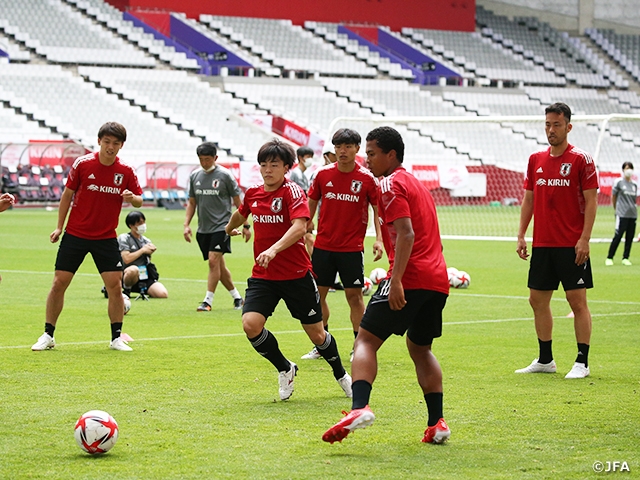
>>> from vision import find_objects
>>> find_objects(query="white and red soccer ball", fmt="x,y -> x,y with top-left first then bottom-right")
362,277 -> 373,295
74,410 -> 119,454
447,267 -> 470,289
369,268 -> 387,285
123,293 -> 131,315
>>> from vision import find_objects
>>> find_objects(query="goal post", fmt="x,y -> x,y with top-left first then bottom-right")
327,113 -> 640,241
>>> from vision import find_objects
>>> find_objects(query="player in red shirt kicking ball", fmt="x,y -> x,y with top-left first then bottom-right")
323,127 -> 451,444
225,139 -> 351,401
31,122 -> 143,352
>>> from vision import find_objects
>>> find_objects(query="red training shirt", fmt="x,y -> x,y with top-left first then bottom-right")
239,179 -> 312,281
65,152 -> 142,240
308,163 -> 378,252
378,167 -> 449,294
524,144 -> 598,247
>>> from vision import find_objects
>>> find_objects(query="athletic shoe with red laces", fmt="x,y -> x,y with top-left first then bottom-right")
322,405 -> 375,444
422,418 -> 450,444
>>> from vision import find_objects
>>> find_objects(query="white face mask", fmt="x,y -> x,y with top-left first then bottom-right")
624,169 -> 633,179
304,158 -> 313,169
136,223 -> 147,235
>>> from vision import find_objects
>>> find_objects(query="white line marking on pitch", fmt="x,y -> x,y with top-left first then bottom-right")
3,312 -> 638,350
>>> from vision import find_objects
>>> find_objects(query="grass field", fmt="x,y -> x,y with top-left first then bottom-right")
0,207 -> 638,479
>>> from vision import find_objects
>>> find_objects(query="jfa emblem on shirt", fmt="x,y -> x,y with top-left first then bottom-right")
559,163 -> 572,177
113,173 -> 124,186
212,179 -> 220,188
271,197 -> 283,213
351,180 -> 363,194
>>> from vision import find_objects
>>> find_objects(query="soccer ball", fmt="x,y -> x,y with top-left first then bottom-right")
123,293 -> 131,315
74,410 -> 119,454
451,270 -> 471,289
362,277 -> 373,295
446,267 -> 459,285
370,267 -> 387,285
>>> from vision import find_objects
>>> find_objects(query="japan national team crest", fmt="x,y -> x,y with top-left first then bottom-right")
351,180 -> 363,194
559,163 -> 572,177
113,173 -> 124,186
271,197 -> 283,213
212,179 -> 220,188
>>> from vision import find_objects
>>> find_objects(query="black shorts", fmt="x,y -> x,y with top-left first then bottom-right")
242,271 -> 322,325
196,231 -> 231,260
360,279 -> 448,346
55,233 -> 123,274
528,247 -> 593,291
312,248 -> 364,288
128,263 -> 159,293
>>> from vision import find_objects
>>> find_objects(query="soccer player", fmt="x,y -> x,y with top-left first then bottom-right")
289,146 -> 315,255
605,161 -> 637,266
289,146 -> 314,194
323,126 -> 451,444
118,211 -> 168,298
301,128 -> 383,361
225,139 -> 352,401
516,102 -> 598,379
31,122 -> 143,352
184,142 -> 251,311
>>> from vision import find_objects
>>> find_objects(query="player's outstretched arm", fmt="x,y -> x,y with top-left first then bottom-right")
256,217 -> 306,269
225,209 -> 248,237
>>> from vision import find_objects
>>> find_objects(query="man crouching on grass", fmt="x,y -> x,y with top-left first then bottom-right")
225,139 -> 352,401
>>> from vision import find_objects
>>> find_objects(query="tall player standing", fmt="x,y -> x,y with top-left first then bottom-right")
301,128 -> 383,361
323,127 -> 451,444
516,102 -> 598,379
32,122 -> 143,352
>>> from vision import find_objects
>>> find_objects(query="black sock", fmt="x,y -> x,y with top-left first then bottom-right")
353,330 -> 358,339
324,324 -> 329,332
315,332 -> 346,380
111,322 -> 123,341
45,323 -> 55,337
538,339 -> 553,364
425,392 -> 444,427
352,380 -> 372,410
576,343 -> 590,367
248,329 -> 291,372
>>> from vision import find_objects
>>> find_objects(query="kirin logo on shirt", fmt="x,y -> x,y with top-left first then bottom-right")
271,197 -> 283,213
113,173 -> 124,186
212,179 -> 220,188
559,163 -> 572,177
351,180 -> 363,194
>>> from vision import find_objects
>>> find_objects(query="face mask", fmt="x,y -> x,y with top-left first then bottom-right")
304,158 -> 313,169
203,165 -> 215,173
624,169 -> 633,179
136,223 -> 147,235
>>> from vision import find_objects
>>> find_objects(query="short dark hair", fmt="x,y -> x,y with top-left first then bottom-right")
197,142 -> 217,157
296,146 -> 314,159
257,139 -> 296,168
125,210 -> 146,228
622,161 -> 634,170
366,126 -> 405,162
98,122 -> 127,142
545,102 -> 572,123
332,128 -> 361,146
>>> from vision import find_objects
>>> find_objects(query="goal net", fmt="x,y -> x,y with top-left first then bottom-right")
328,114 -> 640,241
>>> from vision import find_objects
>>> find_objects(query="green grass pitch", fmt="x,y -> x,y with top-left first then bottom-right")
0,207 -> 638,479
